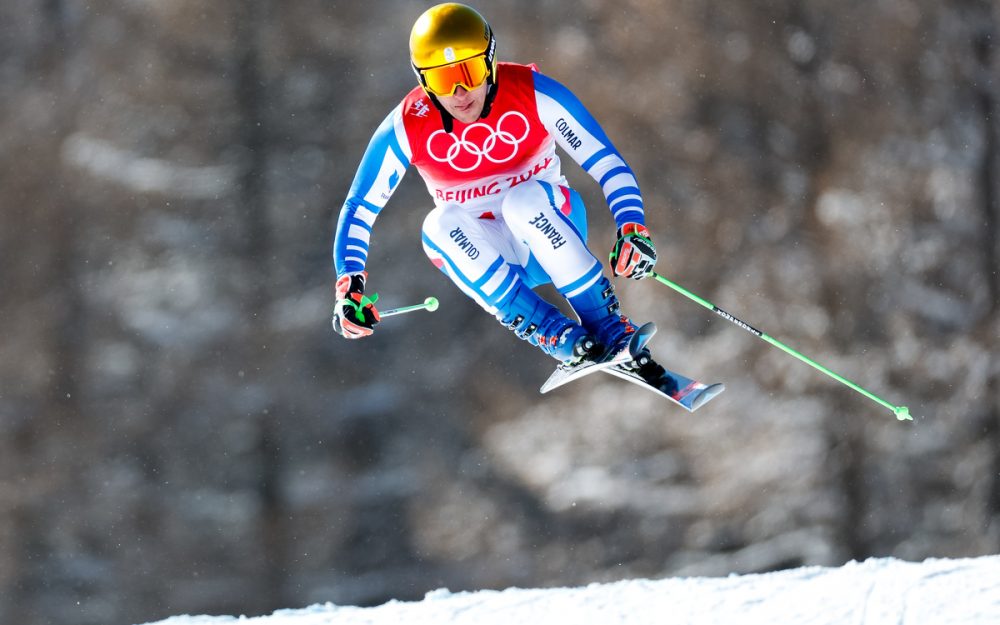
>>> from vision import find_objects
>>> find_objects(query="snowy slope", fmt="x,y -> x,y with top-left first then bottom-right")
140,555 -> 1000,625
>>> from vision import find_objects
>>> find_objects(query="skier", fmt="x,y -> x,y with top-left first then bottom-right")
332,2 -> 671,389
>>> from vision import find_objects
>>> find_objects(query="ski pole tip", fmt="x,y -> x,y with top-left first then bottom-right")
424,296 -> 439,312
893,405 -> 912,421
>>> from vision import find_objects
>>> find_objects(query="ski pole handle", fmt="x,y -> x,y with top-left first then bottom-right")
379,296 -> 440,318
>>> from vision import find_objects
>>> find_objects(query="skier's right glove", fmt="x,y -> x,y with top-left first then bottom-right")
332,272 -> 380,339
609,222 -> 657,280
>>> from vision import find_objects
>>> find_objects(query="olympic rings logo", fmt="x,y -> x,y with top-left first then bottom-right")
426,111 -> 531,172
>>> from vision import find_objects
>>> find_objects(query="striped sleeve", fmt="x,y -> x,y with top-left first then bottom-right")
333,104 -> 412,276
532,71 -> 645,227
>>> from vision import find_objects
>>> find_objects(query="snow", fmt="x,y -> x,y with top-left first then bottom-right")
139,555 -> 1000,625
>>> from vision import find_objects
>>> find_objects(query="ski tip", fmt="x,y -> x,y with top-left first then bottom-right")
540,368 -> 570,393
690,383 -> 725,411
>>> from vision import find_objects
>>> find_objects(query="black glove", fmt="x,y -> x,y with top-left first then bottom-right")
332,272 -> 380,339
609,222 -> 657,280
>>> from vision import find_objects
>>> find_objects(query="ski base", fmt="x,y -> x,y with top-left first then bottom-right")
540,322 -> 656,394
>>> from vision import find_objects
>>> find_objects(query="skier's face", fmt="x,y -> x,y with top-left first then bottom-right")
438,83 -> 487,124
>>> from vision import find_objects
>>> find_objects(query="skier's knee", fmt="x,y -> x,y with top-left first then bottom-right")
501,181 -> 549,225
424,204 -> 484,253
421,204 -> 491,274
422,204 -> 466,242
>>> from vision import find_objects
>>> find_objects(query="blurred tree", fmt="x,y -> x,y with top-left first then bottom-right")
0,2 -> 997,624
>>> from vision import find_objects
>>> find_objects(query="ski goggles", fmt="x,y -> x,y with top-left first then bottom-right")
416,55 -> 490,97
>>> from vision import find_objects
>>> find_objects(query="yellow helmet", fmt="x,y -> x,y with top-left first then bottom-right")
409,3 -> 497,97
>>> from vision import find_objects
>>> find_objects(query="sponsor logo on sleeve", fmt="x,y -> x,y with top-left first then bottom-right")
554,118 -> 583,150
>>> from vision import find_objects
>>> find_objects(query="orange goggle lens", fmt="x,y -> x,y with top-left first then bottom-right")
419,56 -> 490,97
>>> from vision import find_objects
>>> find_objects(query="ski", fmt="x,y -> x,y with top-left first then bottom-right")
603,364 -> 725,412
540,321 -> 725,411
540,322 -> 657,394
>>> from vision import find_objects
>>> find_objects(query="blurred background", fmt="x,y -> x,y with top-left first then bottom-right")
1,1 -> 998,624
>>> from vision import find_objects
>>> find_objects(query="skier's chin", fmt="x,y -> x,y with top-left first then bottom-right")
448,103 -> 483,124
440,88 -> 486,124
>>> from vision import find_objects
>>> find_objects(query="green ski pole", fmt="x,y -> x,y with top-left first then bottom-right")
650,272 -> 911,421
379,296 -> 440,318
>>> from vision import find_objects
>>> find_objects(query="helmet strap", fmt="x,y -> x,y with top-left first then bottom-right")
479,26 -> 499,119
479,72 -> 498,119
427,93 -> 455,134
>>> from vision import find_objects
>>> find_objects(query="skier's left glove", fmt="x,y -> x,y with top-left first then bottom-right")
609,222 -> 657,280
332,272 -> 380,339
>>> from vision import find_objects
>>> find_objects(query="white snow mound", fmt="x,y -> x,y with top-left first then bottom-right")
140,555 -> 1000,625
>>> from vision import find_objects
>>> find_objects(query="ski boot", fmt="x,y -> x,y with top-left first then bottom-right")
495,280 -> 602,365
567,275 -> 640,356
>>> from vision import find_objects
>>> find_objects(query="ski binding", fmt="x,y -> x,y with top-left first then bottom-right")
540,322 -> 724,412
